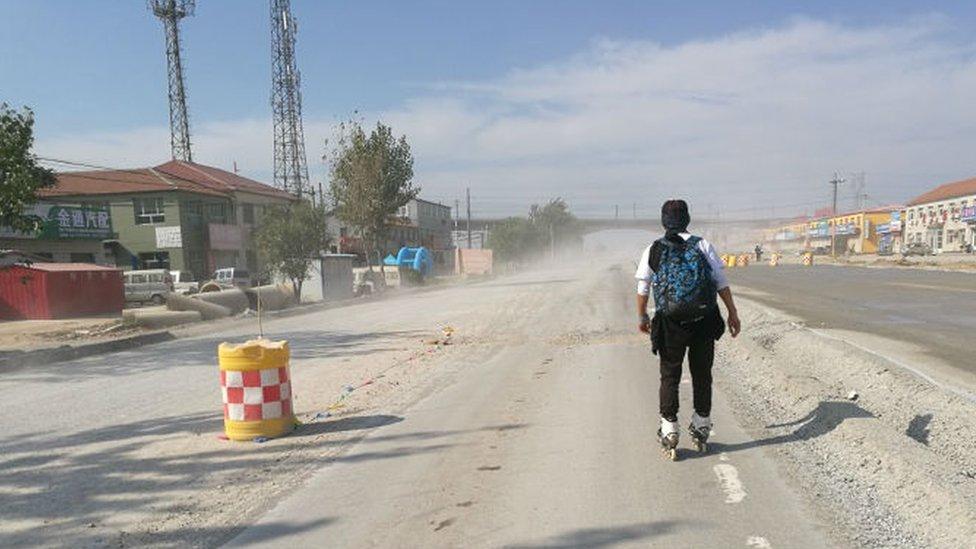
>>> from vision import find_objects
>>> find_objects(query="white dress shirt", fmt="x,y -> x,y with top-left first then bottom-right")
635,233 -> 729,296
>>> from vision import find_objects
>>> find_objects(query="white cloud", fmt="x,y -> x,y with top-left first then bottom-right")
36,18 -> 976,218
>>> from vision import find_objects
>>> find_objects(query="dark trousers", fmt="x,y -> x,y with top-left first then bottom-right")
659,335 -> 714,421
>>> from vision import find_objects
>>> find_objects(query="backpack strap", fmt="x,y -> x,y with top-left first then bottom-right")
648,239 -> 665,272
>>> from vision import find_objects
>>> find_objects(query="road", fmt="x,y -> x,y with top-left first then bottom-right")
728,264 -> 976,388
1,259 -> 831,548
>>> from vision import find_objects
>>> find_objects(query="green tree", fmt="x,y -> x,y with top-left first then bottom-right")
0,104 -> 55,232
488,217 -> 542,262
487,198 -> 582,263
529,197 -> 581,252
326,120 -> 418,269
253,200 -> 331,300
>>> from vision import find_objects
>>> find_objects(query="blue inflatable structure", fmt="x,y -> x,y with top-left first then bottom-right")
382,246 -> 434,277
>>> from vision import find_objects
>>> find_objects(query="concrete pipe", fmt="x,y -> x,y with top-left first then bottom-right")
246,283 -> 296,311
167,293 -> 233,320
195,288 -> 250,315
124,309 -> 202,329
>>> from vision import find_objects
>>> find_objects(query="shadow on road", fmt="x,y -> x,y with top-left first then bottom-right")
906,413 -> 933,445
0,410 -> 528,547
692,400 -> 874,458
503,520 -> 683,548
1,329 -> 426,384
295,414 -> 404,436
178,517 -> 337,548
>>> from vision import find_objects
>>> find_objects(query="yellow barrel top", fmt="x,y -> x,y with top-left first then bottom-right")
218,338 -> 289,371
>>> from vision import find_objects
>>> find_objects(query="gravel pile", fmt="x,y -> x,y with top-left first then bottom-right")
715,299 -> 976,548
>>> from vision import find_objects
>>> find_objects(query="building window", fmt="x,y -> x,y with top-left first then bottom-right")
242,203 -> 255,224
207,203 -> 228,224
70,253 -> 95,263
134,198 -> 165,225
138,251 -> 170,269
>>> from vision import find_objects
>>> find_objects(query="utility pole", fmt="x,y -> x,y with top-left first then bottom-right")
149,0 -> 195,162
614,204 -> 619,221
270,0 -> 310,197
632,202 -> 636,220
466,187 -> 472,249
829,172 -> 845,257
549,223 -> 555,261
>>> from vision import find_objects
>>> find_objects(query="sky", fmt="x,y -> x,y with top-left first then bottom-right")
5,1 -> 976,218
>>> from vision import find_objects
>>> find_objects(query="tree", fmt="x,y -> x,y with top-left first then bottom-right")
529,197 -> 581,253
488,216 -> 542,262
326,120 -> 418,269
253,200 -> 331,300
487,198 -> 582,263
0,104 -> 55,232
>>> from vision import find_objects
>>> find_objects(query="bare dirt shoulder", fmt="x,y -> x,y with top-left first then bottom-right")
715,298 -> 976,548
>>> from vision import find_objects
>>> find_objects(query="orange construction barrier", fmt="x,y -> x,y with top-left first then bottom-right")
218,339 -> 296,441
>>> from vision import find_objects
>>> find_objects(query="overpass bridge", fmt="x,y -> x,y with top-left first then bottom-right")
463,217 -> 781,233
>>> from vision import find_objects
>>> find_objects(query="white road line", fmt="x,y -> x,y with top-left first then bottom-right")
719,452 -> 729,462
746,535 -> 772,548
713,463 -> 747,503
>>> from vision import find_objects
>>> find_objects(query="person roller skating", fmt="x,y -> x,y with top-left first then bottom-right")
636,199 -> 741,461
658,418 -> 680,461
689,412 -> 712,452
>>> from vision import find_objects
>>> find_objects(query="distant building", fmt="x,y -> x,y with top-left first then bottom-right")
904,177 -> 976,252
396,198 -> 452,251
767,207 -> 895,254
31,160 -> 294,280
329,197 -> 453,266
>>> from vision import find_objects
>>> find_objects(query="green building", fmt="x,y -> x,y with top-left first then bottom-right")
35,160 -> 294,280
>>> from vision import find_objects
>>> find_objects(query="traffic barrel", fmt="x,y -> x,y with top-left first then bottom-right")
802,252 -> 814,266
218,339 -> 295,441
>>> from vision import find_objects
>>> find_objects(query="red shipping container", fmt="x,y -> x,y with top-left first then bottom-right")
0,263 -> 124,320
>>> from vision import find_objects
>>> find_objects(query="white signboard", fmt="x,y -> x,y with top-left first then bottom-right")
155,226 -> 183,248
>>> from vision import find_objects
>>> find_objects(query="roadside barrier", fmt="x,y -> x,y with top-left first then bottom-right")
736,254 -> 750,267
722,254 -> 736,268
769,253 -> 781,266
218,339 -> 295,441
802,252 -> 814,266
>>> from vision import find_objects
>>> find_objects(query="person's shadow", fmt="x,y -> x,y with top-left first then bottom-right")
692,400 -> 874,457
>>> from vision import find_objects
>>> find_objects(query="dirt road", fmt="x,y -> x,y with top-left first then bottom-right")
229,267 -> 828,548
1,260 -> 834,548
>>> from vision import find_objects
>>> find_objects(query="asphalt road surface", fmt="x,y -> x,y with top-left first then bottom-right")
2,259 -> 831,548
728,264 -> 976,384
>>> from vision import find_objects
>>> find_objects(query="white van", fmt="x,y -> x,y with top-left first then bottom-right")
212,267 -> 252,288
123,269 -> 173,305
169,270 -> 199,295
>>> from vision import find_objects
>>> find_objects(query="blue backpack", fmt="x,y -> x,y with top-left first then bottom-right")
651,236 -> 717,322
